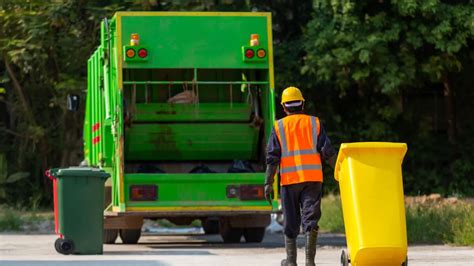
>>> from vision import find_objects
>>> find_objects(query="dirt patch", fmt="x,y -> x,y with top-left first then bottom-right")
405,194 -> 472,207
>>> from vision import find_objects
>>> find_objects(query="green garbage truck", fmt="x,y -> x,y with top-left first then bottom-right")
83,11 -> 277,244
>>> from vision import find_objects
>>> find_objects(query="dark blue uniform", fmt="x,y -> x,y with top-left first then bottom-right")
266,117 -> 336,238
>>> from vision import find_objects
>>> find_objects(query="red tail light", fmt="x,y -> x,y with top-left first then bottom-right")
138,48 -> 148,58
245,49 -> 255,59
130,185 -> 157,201
239,185 -> 265,200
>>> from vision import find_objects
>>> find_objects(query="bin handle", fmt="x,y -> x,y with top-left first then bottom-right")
45,170 -> 54,180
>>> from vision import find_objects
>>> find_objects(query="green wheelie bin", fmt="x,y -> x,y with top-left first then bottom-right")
46,167 -> 109,255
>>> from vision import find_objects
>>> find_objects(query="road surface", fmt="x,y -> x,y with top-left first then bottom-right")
1,232 -> 473,265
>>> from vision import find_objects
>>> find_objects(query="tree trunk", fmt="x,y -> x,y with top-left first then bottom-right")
3,55 -> 37,127
442,74 -> 456,145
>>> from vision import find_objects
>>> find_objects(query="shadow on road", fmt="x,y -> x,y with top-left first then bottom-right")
1,261 -> 171,266
105,250 -> 213,256
106,232 -> 347,251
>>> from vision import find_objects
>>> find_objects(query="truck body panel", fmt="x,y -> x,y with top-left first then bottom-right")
84,12 -> 277,227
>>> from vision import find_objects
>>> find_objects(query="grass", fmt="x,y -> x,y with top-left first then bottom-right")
318,195 -> 474,246
1,197 -> 473,246
319,194 -> 345,233
0,208 -> 22,231
406,201 -> 474,246
0,205 -> 54,232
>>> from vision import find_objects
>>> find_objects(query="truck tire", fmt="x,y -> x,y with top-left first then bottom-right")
243,227 -> 266,243
119,229 -> 141,244
103,229 -> 118,244
202,219 -> 219,235
219,219 -> 243,243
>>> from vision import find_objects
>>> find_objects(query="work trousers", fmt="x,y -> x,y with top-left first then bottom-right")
281,181 -> 323,239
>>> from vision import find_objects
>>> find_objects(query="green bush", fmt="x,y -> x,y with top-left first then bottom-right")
403,201 -> 474,246
406,204 -> 452,244
449,204 -> 474,246
0,208 -> 21,231
319,196 -> 474,246
0,206 -> 54,232
319,195 -> 345,233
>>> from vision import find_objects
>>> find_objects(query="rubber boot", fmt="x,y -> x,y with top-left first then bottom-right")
281,236 -> 297,266
305,229 -> 318,266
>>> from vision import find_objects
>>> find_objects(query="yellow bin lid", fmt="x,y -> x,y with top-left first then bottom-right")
334,142 -> 407,181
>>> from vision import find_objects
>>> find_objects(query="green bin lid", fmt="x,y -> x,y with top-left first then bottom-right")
53,167 -> 110,179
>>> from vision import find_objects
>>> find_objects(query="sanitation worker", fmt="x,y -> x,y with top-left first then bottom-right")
265,86 -> 336,266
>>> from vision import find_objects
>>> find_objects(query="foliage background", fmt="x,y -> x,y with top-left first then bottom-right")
0,0 -> 473,208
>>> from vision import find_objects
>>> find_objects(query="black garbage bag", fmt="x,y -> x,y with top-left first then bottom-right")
228,160 -> 255,173
137,164 -> 165,173
189,164 -> 216,173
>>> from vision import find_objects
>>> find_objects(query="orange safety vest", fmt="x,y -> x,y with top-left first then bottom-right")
274,114 -> 323,186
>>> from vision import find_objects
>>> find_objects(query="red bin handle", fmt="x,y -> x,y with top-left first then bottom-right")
45,170 -> 54,180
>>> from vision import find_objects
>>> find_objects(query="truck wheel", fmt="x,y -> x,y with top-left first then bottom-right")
119,229 -> 141,244
55,238 -> 74,255
103,229 -> 118,244
202,219 -> 219,235
219,220 -> 243,243
243,227 -> 266,243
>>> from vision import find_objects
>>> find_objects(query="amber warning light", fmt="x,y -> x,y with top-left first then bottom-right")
250,34 -> 259,46
126,49 -> 135,58
130,33 -> 140,46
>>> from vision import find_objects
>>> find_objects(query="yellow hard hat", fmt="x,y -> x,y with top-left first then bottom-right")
281,86 -> 304,105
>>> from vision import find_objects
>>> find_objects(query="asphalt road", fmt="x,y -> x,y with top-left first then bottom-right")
1,232 -> 473,265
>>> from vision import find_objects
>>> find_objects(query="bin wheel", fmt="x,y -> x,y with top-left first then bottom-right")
219,219 -> 243,243
119,229 -> 141,244
402,256 -> 408,266
243,227 -> 266,243
54,238 -> 60,252
103,229 -> 119,244
202,219 -> 219,235
340,250 -> 349,266
54,238 -> 74,255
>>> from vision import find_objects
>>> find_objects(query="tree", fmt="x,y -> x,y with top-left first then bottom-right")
303,0 -> 474,195
0,0 -> 302,206
0,0 -> 111,206
304,0 -> 473,142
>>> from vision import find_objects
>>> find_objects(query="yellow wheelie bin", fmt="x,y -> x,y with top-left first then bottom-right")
335,142 -> 408,266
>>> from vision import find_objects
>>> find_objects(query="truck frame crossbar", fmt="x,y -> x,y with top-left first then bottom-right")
123,81 -> 269,85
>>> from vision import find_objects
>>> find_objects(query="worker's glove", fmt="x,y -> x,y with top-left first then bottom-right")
264,184 -> 273,205
264,164 -> 277,205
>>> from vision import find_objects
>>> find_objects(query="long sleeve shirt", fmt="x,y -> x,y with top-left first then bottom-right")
266,116 -> 336,166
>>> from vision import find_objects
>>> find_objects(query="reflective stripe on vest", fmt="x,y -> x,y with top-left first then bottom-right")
275,115 -> 323,185
280,164 -> 322,174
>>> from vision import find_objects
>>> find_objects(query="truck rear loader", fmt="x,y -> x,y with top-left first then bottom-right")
83,11 -> 277,244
